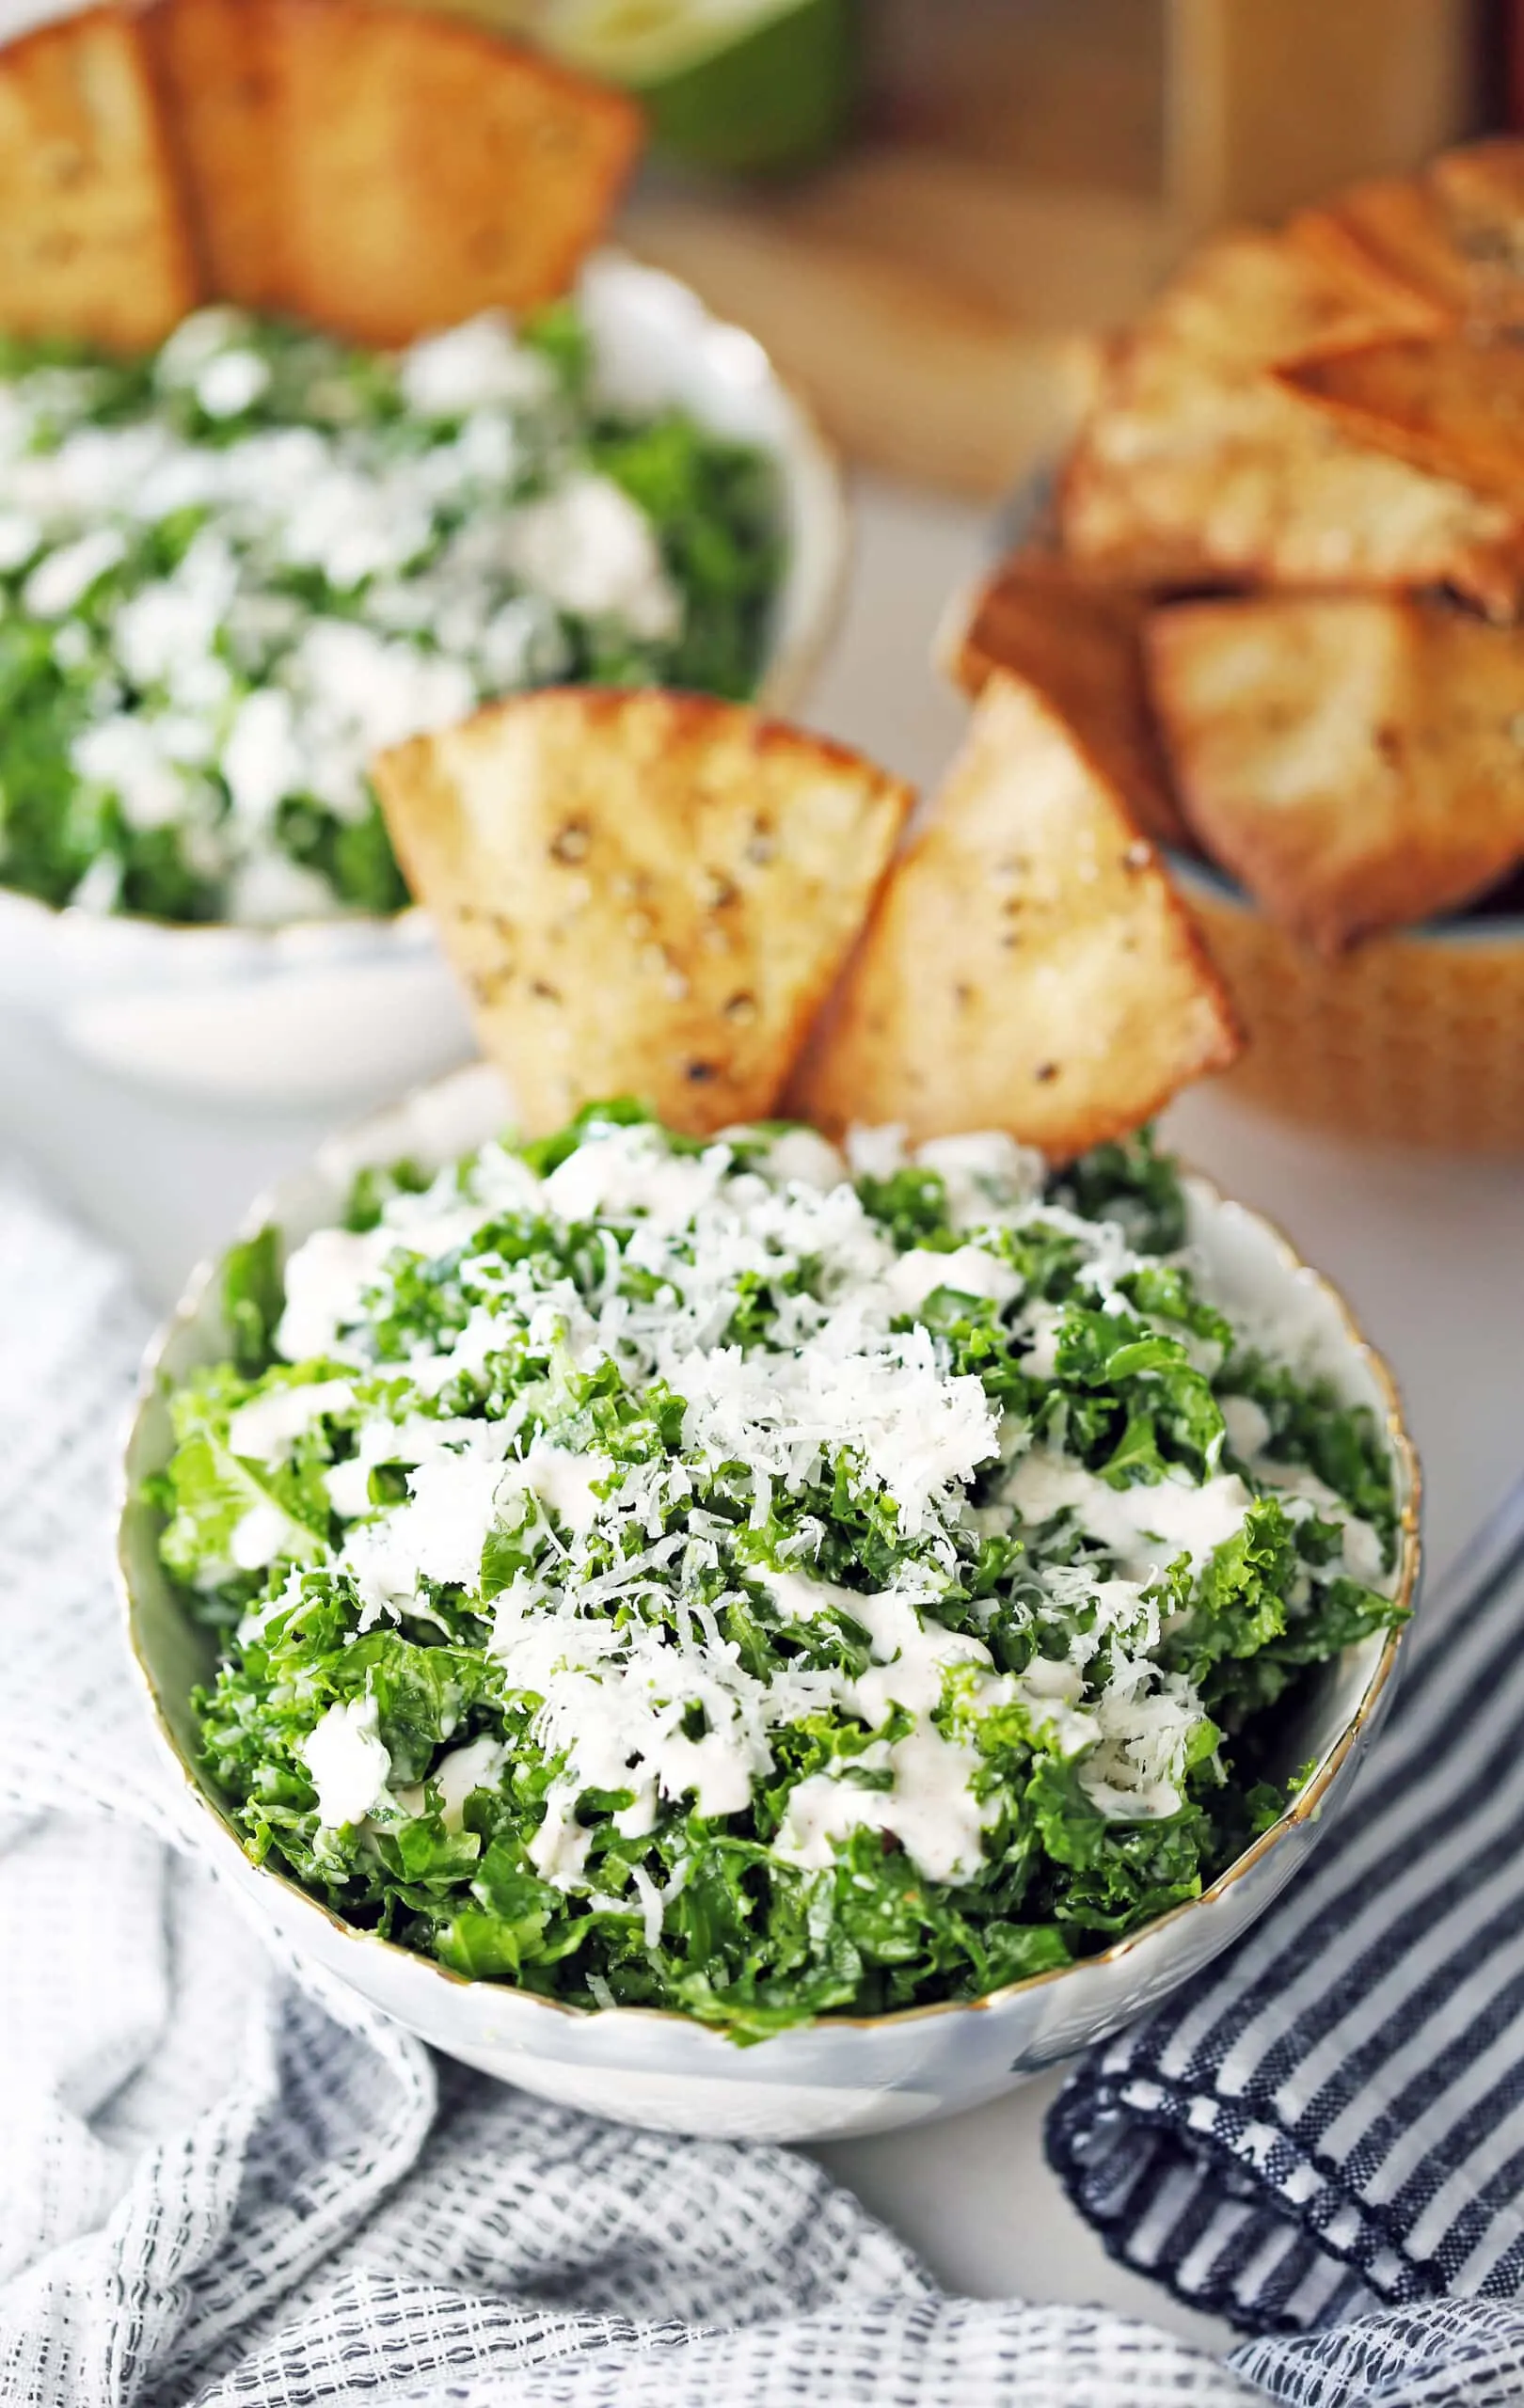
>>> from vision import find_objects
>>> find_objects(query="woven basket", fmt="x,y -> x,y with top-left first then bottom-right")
1171,856 -> 1524,1155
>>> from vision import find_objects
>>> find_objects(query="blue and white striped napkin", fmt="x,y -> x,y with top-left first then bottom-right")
1049,1480 -> 1524,2349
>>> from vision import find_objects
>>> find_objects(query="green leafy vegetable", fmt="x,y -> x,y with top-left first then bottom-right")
222,1227 -> 283,1378
156,1113 -> 1405,2040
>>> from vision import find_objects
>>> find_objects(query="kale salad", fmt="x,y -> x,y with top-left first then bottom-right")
0,305 -> 780,926
152,1110 -> 1405,2039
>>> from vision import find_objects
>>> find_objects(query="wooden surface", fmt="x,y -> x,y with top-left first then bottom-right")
621,0 -> 1478,495
1166,0 -> 1477,230
624,174 -> 1103,498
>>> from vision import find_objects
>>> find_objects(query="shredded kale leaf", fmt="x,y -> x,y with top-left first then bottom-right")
156,1116 -> 1406,2041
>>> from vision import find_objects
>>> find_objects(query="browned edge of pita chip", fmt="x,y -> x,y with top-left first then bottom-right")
945,548 -> 1193,851
788,670 -> 1241,1159
373,686 -> 913,1138
1286,182 -> 1460,336
137,0 -> 285,308
1147,594 -> 1524,954
0,5 -> 198,350
260,0 -> 643,345
1274,333 -> 1524,511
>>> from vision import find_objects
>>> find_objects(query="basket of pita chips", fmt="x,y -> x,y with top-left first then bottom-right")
945,139 -> 1524,1155
0,0 -> 845,1101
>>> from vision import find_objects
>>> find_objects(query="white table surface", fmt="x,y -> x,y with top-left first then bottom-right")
3,470 -> 1521,2356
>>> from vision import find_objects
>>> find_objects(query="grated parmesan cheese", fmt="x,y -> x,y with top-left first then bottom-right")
231,1116 -> 1393,1899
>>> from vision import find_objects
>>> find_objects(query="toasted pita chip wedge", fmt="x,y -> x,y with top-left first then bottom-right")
139,0 -> 284,307
373,689 -> 912,1137
1278,333 -> 1524,510
1058,230 -> 1524,617
1148,595 -> 1524,954
260,0 -> 642,345
1290,176 -> 1484,330
945,550 -> 1190,851
0,8 -> 197,350
1286,184 -> 1454,337
789,672 -> 1239,1157
1293,146 -> 1524,337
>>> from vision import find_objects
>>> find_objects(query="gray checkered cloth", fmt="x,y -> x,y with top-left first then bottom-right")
4,1168 -> 1522,2407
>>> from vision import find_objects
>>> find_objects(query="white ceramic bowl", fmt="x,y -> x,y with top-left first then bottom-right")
118,1063 -> 1421,2142
0,255 -> 849,1106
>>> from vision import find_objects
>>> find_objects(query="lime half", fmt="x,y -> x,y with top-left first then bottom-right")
540,0 -> 857,174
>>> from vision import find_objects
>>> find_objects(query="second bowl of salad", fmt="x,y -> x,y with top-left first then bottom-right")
0,254 -> 845,1101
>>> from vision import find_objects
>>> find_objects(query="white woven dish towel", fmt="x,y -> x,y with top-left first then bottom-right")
0,1164 -> 1515,2408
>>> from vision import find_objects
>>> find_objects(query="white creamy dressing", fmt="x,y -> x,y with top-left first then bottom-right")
227,1377 -> 356,1463
396,1733 -> 508,1829
487,1591 -> 833,1886
913,1132 -> 1046,1228
1005,1450 -> 1256,1578
775,1729 -> 994,1886
2,308 -> 684,922
1219,1392 -> 1273,1462
764,1567 -> 991,1723
242,1121 -> 1390,1889
196,348 -> 271,418
23,526 -> 125,616
302,1693 -> 392,1829
229,1499 -> 299,1572
884,1245 -> 1022,1317
275,1225 -> 396,1362
1017,1301 -> 1065,1380
761,1566 -> 1003,1878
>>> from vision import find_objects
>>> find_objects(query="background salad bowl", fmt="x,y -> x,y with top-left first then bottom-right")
118,1062 -> 1421,2144
0,256 -> 848,1108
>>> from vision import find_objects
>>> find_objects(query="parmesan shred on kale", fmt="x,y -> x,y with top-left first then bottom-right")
151,1109 -> 1406,2039
0,305 -> 779,926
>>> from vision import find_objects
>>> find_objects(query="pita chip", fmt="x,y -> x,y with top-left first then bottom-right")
139,0 -> 285,308
262,0 -> 643,344
946,550 -> 1190,849
1278,332 -> 1524,510
1059,230 -> 1524,618
0,7 -> 198,351
373,688 -> 912,1137
1149,594 -> 1524,953
1290,175 -> 1483,330
1292,144 -> 1524,337
790,671 -> 1239,1157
